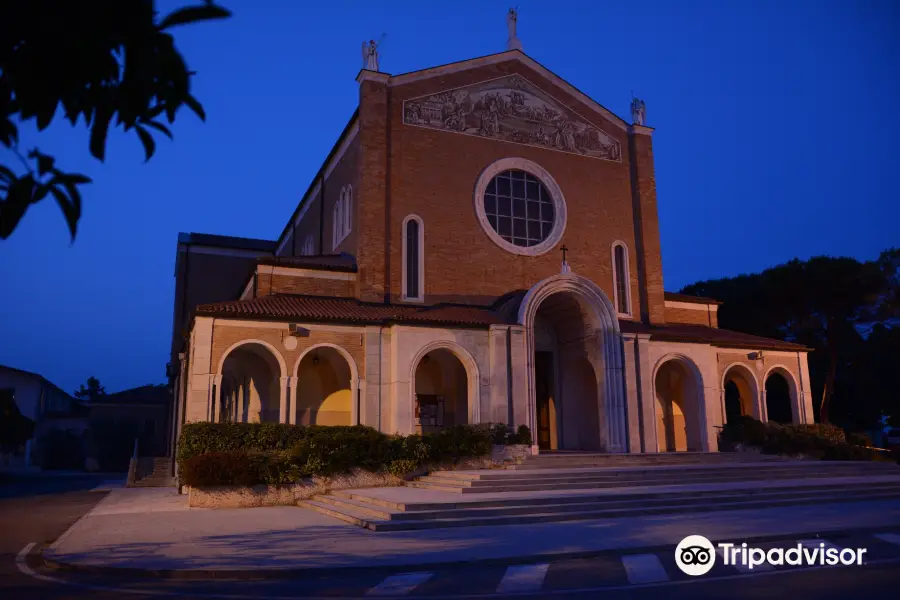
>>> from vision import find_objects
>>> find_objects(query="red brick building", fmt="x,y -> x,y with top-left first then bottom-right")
170,46 -> 813,455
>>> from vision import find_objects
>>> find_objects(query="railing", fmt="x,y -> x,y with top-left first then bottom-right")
125,437 -> 139,487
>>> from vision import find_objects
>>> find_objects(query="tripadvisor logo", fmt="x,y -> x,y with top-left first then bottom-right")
675,535 -> 716,576
675,535 -> 869,576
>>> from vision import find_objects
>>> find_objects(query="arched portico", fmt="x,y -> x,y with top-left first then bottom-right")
653,354 -> 705,452
721,363 -> 761,423
292,343 -> 360,426
408,341 -> 481,429
518,273 -> 627,453
216,339 -> 287,424
763,365 -> 799,424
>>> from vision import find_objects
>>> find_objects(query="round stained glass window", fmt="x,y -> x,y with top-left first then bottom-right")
483,170 -> 555,248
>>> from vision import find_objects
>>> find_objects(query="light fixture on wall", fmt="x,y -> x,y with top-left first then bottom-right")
312,353 -> 319,366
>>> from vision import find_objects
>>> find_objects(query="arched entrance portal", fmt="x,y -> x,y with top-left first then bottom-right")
220,343 -> 282,423
518,273 -> 626,453
765,371 -> 794,424
655,358 -> 703,452
295,346 -> 353,426
413,349 -> 469,433
532,294 -> 603,450
722,364 -> 760,424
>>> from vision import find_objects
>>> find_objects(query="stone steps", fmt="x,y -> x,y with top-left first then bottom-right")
409,463 -> 896,493
300,481 -> 900,532
510,452 -> 787,470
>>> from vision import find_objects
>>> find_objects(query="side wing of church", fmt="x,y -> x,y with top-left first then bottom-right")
168,43 -> 814,455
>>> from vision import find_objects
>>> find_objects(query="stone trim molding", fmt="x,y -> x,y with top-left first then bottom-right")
517,273 -> 627,452
665,300 -> 719,312
473,157 -> 567,257
408,340 -> 482,426
215,338 -> 287,379
387,50 -> 629,132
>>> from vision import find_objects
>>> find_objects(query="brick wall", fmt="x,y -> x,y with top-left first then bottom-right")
665,305 -> 717,327
255,270 -> 355,298
354,58 -> 656,320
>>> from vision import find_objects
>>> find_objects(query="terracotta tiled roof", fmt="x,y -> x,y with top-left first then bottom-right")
196,295 -> 510,328
618,320 -> 810,351
256,254 -> 357,272
664,292 -> 723,305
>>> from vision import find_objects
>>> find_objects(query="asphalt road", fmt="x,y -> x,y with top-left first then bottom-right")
4,474 -> 900,599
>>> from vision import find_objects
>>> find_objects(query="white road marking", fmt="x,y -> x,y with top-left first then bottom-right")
621,553 -> 669,584
874,532 -> 900,547
495,563 -> 550,593
717,546 -> 774,572
16,543 -> 57,583
366,572 -> 433,596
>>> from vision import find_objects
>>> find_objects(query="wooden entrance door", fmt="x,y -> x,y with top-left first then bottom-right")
535,351 -> 554,450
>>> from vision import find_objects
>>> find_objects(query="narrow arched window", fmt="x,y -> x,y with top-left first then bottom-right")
402,215 -> 423,301
344,185 -> 352,235
612,242 -> 631,315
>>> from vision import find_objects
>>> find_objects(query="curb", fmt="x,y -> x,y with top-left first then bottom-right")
37,524 -> 888,582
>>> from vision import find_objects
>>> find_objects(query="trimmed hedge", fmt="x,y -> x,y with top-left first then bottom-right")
178,422 -> 531,487
719,416 -> 883,461
176,422 -> 373,466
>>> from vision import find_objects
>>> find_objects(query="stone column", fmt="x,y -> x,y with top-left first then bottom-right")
186,317 -> 214,423
488,325 -> 510,425
288,378 -> 298,425
797,354 -> 814,424
635,334 -> 657,453
508,326 -> 530,434
209,374 -> 222,423
279,376 -> 290,424
601,329 -> 627,453
621,333 -> 643,453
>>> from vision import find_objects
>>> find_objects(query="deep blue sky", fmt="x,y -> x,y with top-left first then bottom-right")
1,0 -> 898,394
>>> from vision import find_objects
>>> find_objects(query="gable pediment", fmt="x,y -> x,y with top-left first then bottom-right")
402,73 -> 622,162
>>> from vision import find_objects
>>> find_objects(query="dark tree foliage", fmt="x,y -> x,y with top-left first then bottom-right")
74,376 -> 106,401
681,249 -> 899,428
0,389 -> 36,452
0,0 -> 231,240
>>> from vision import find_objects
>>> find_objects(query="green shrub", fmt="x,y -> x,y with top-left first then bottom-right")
487,423 -> 533,446
181,423 -> 507,487
386,459 -> 420,477
423,425 -> 492,464
512,425 -> 533,445
176,422 -> 377,467
182,451 -> 260,486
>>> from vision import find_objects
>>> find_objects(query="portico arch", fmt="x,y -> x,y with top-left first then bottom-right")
721,363 -> 761,423
408,341 -> 481,428
292,343 -> 360,426
653,354 -> 705,452
518,273 -> 626,453
763,365 -> 799,424
216,339 -> 286,424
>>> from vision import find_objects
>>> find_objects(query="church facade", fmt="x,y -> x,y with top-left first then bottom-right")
169,46 -> 814,455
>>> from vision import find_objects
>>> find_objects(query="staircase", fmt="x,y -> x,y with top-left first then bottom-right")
300,454 -> 900,531
131,457 -> 175,487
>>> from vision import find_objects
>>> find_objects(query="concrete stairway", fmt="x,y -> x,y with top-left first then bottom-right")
300,459 -> 900,531
406,461 -> 890,493
132,457 -> 175,487
509,451 -> 788,470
